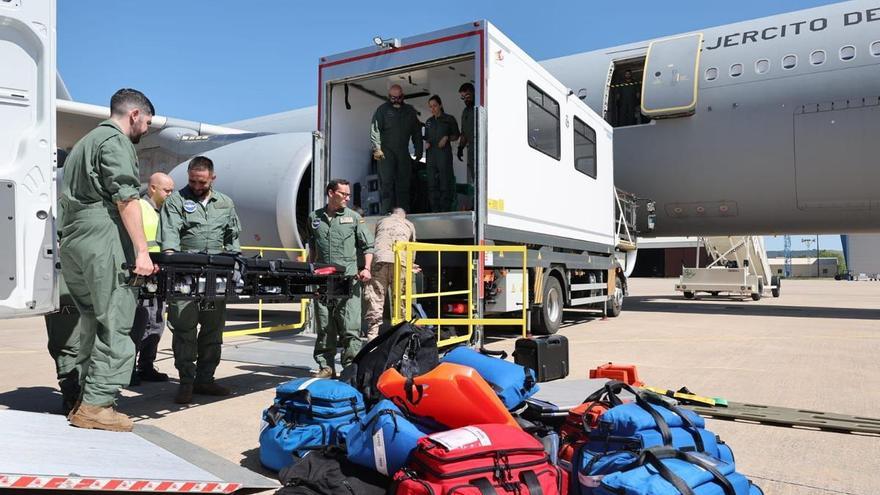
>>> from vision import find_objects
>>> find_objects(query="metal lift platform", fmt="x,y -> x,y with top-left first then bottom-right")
0,410 -> 277,492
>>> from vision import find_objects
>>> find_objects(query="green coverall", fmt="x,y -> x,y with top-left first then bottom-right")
306,206 -> 374,369
370,102 -> 423,213
460,105 -> 475,185
58,120 -> 140,407
424,112 -> 460,212
44,276 -> 81,404
157,186 -> 241,385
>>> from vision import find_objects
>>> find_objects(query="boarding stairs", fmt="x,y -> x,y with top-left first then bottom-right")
676,236 -> 779,300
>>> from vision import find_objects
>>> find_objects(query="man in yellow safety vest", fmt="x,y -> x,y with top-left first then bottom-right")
130,172 -> 174,385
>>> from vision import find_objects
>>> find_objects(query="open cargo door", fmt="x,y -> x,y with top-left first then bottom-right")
0,0 -> 58,318
641,33 -> 702,118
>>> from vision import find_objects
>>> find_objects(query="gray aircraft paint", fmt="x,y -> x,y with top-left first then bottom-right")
542,0 -> 880,236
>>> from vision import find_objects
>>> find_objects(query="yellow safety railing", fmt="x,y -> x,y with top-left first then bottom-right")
392,242 -> 528,348
224,246 -> 311,337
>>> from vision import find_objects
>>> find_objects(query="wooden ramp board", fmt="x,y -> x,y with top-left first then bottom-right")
0,410 -> 277,492
685,401 -> 880,436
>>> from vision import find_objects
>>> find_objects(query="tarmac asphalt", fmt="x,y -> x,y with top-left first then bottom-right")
0,278 -> 877,494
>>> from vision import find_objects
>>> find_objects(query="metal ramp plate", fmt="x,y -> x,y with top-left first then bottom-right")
0,410 -> 277,492
685,401 -> 880,436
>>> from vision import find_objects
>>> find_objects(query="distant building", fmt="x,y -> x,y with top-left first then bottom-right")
767,257 -> 838,278
841,234 -> 880,278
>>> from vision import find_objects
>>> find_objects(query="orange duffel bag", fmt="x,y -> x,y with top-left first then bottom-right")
377,362 -> 519,429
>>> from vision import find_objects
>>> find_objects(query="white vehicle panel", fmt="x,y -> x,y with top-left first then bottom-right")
0,0 -> 57,317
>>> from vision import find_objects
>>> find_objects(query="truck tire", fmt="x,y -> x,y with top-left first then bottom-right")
606,275 -> 623,317
771,276 -> 781,298
751,280 -> 763,301
532,276 -> 563,335
683,291 -> 695,299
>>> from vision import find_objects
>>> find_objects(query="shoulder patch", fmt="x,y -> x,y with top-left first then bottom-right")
183,200 -> 197,213
311,218 -> 321,229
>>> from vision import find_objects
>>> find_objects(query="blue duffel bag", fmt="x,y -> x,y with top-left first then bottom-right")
341,399 -> 431,476
259,377 -> 365,471
587,382 -> 734,464
595,447 -> 763,495
441,346 -> 539,409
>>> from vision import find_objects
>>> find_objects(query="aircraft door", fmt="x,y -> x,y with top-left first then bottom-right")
641,33 -> 702,118
0,0 -> 58,317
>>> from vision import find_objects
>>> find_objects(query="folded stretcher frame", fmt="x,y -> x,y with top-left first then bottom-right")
132,252 -> 353,308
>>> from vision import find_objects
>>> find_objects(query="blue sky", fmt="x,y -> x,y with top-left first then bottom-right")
57,1 -> 844,251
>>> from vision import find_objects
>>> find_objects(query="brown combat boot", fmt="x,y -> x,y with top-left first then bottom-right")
193,382 -> 231,396
175,384 -> 194,404
69,403 -> 133,432
313,367 -> 334,379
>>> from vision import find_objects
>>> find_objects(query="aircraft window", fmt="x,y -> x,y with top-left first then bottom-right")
810,50 -> 826,65
729,64 -> 743,77
526,82 -> 560,160
755,59 -> 770,74
705,67 -> 718,81
573,117 -> 596,179
840,45 -> 856,61
782,55 -> 797,70
872,41 -> 880,57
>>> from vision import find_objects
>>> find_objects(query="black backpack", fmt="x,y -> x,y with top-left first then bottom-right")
276,448 -> 388,495
339,320 -> 438,405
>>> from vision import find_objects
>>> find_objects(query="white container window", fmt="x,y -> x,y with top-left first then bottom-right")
810,50 -> 826,65
840,45 -> 856,61
755,59 -> 770,74
705,67 -> 718,81
729,63 -> 743,77
782,54 -> 797,70
872,41 -> 880,57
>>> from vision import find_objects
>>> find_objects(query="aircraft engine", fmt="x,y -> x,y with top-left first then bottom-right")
168,132 -> 313,257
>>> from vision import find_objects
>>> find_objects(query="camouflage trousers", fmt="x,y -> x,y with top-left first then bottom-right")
363,262 -> 406,341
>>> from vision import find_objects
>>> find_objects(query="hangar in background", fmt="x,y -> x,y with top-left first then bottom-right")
632,237 -> 711,278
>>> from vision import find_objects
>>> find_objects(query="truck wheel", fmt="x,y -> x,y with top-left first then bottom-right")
710,291 -> 720,297
751,280 -> 763,301
606,275 -> 623,318
532,276 -> 562,335
771,276 -> 781,298
683,291 -> 695,299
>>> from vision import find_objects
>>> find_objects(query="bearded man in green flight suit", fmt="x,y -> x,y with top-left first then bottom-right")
306,179 -> 374,378
157,156 -> 241,404
59,88 -> 157,432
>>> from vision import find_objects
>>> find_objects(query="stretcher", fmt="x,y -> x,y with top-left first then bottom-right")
131,252 -> 353,308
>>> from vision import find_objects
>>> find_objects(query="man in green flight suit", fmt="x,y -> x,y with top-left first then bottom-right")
157,156 -> 241,404
457,82 -> 476,185
306,179 -> 374,378
60,88 -> 156,432
370,84 -> 423,213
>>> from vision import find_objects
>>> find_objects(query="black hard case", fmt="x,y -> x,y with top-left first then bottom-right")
513,335 -> 569,382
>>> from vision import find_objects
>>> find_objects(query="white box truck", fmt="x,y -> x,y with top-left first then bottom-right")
313,21 -> 643,335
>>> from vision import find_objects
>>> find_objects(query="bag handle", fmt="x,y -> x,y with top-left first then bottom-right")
404,376 -> 425,405
470,478 -> 496,495
520,470 -> 544,495
629,447 -> 736,495
588,381 -> 673,446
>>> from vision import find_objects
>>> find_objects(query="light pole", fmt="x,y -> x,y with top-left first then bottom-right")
802,237 -> 814,277
816,234 -> 820,277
